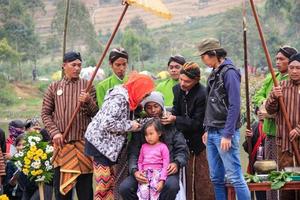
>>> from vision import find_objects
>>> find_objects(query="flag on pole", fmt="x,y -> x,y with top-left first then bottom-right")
126,0 -> 172,19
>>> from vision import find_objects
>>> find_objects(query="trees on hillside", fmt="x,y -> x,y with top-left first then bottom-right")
51,0 -> 100,54
0,0 -> 44,80
121,16 -> 156,70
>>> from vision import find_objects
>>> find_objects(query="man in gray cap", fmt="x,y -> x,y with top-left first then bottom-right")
198,38 -> 250,199
119,91 -> 189,200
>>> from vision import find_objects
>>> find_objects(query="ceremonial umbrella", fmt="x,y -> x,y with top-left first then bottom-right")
127,0 -> 172,19
53,0 -> 172,162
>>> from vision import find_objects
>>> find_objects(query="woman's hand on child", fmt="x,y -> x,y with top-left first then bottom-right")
130,121 -> 141,132
134,171 -> 148,184
167,163 -> 178,175
156,180 -> 164,192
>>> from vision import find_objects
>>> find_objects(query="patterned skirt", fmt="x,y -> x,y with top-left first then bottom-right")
94,162 -> 115,200
137,169 -> 161,200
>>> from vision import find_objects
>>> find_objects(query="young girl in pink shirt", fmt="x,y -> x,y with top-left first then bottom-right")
137,118 -> 170,200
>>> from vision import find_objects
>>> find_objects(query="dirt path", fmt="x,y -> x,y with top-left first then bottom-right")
12,83 -> 42,99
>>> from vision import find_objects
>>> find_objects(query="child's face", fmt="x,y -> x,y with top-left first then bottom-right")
145,125 -> 161,145
16,140 -> 25,152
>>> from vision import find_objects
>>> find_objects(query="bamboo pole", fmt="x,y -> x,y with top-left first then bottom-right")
243,0 -> 253,174
62,0 -> 71,79
52,2 -> 130,163
249,0 -> 300,165
38,182 -> 44,200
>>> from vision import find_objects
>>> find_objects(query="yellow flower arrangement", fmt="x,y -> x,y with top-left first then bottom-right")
12,131 -> 54,183
0,194 -> 9,200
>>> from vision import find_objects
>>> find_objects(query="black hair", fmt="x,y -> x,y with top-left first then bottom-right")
63,51 -> 82,63
40,128 -> 51,142
14,134 -> 25,146
142,118 -> 165,142
203,49 -> 227,61
109,48 -> 129,64
168,55 -> 186,66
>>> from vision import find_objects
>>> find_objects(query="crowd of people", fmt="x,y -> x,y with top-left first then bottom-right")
0,38 -> 299,200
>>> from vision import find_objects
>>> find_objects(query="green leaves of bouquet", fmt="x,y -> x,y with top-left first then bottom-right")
12,131 -> 54,183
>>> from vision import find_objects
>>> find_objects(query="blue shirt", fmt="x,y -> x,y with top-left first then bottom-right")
221,59 -> 241,138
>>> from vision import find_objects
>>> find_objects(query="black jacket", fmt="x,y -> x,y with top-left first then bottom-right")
204,63 -> 241,130
128,124 -> 189,175
172,83 -> 207,155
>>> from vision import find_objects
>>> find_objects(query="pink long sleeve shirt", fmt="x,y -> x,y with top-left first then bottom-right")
138,142 -> 170,181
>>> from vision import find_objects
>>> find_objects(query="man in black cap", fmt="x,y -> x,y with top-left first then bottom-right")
41,51 -> 98,200
266,53 -> 300,200
253,45 -> 297,199
156,55 -> 186,109
96,48 -> 129,107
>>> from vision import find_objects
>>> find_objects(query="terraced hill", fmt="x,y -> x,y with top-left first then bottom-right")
35,0 -> 263,41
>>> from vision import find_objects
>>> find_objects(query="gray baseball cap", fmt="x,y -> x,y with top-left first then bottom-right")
197,38 -> 222,56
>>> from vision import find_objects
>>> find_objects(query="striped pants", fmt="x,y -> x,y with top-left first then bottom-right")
94,162 -> 115,200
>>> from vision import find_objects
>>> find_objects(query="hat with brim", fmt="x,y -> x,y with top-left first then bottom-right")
197,38 -> 222,56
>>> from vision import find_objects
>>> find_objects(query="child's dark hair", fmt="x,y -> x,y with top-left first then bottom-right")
142,118 -> 165,142
203,49 -> 227,61
14,134 -> 25,146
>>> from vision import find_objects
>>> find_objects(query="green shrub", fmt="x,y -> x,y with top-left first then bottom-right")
0,88 -> 16,106
38,81 -> 50,93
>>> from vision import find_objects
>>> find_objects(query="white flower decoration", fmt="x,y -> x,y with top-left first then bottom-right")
29,142 -> 36,146
45,145 -> 54,153
35,175 -> 45,182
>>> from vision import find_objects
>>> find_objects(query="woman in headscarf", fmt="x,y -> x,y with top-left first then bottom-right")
6,120 -> 25,159
85,72 -> 155,199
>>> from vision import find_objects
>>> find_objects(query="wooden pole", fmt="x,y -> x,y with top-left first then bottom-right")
52,3 -> 130,163
243,0 -> 253,174
249,0 -> 300,165
62,0 -> 71,79
38,182 -> 44,200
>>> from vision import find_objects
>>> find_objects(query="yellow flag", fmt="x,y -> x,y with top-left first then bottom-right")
126,0 -> 172,20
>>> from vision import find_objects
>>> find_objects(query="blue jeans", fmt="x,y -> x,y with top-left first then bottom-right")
206,129 -> 250,200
